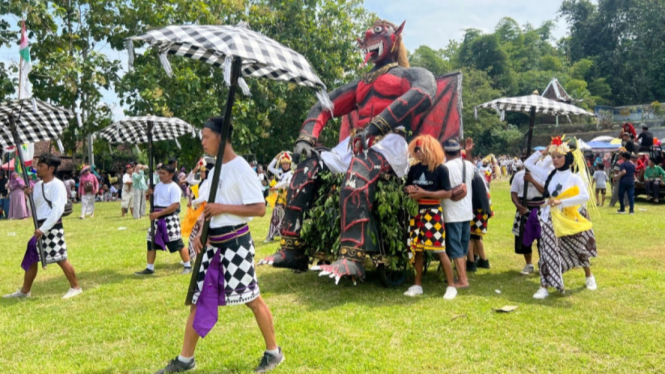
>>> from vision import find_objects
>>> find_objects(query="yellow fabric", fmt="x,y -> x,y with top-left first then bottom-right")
181,202 -> 205,238
550,186 -> 592,237
276,189 -> 287,205
266,192 -> 277,208
190,184 -> 199,200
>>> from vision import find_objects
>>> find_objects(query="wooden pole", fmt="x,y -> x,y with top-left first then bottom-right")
518,107 -> 537,252
185,56 -> 242,305
9,113 -> 47,269
148,120 -> 155,251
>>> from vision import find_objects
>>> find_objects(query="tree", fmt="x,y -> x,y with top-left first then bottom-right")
409,46 -> 450,76
112,0 -> 372,166
1,0 -> 121,164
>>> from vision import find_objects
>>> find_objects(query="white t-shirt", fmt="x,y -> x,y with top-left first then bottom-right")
122,173 -> 132,192
208,156 -> 265,228
153,182 -> 182,207
33,178 -> 67,232
441,158 -> 474,223
593,170 -> 608,189
510,170 -> 543,200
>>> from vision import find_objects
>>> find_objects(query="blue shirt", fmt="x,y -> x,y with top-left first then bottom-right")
620,162 -> 635,185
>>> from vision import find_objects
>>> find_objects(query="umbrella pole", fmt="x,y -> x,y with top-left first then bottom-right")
148,120 -> 155,251
518,107 -> 537,252
185,56 -> 242,305
9,113 -> 47,269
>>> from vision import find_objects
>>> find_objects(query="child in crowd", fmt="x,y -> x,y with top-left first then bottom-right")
592,164 -> 609,207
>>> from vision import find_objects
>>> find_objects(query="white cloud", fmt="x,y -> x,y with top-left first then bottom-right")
363,0 -> 568,50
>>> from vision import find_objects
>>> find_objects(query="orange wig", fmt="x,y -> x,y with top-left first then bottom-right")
408,135 -> 444,172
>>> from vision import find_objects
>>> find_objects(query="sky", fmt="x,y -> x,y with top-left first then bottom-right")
1,0 -> 571,120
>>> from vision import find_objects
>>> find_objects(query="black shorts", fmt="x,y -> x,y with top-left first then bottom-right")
147,239 -> 185,253
596,188 -> 606,194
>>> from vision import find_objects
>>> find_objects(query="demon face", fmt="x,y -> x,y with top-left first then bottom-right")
358,20 -> 405,67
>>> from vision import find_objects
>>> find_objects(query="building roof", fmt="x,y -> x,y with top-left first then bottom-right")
542,78 -> 576,103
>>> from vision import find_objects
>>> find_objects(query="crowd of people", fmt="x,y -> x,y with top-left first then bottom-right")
1,120 -> 661,374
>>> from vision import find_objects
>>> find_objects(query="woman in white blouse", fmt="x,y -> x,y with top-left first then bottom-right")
524,137 -> 598,300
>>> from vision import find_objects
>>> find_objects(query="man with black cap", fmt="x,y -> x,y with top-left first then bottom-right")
154,117 -> 283,374
441,138 -> 475,290
637,124 -> 654,152
3,153 -> 83,299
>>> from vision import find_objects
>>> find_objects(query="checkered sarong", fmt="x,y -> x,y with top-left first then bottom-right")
538,208 -> 597,292
191,227 -> 260,306
408,206 -> 445,253
471,209 -> 490,236
41,222 -> 67,264
146,213 -> 182,243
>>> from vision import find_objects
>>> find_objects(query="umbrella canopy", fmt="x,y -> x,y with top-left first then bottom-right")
590,135 -> 615,143
474,94 -> 595,121
1,158 -> 14,171
577,138 -> 591,151
0,99 -> 75,146
97,116 -> 198,144
587,141 -> 621,152
127,23 -> 329,107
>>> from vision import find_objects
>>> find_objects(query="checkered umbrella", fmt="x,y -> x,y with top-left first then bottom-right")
0,98 -> 75,146
97,116 -> 198,145
127,23 -> 331,109
474,94 -> 595,121
98,116 -> 198,254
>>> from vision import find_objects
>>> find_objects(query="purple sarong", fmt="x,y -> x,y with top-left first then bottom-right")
522,208 -> 541,247
193,249 -> 226,338
192,226 -> 251,338
21,237 -> 39,271
152,218 -> 169,250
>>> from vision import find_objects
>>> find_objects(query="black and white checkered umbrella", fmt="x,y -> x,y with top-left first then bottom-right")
126,23 -> 332,110
474,94 -> 594,121
0,99 -> 75,146
97,116 -> 198,145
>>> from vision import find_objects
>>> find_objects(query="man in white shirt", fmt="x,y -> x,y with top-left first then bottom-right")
121,164 -> 134,217
135,164 -> 191,275
3,153 -> 82,300
153,118 -> 283,374
441,139 -> 475,289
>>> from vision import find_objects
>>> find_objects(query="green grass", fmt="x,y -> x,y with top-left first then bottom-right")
1,180 -> 664,373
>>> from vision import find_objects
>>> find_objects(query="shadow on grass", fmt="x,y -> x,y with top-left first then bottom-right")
0,265 -> 187,304
257,265 -> 577,310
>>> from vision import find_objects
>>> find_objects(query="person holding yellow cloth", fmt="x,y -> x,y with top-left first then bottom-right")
525,136 -> 598,299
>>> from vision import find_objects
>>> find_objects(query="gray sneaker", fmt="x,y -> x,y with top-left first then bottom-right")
181,267 -> 192,275
154,357 -> 196,374
2,289 -> 31,298
254,348 -> 284,373
520,264 -> 535,275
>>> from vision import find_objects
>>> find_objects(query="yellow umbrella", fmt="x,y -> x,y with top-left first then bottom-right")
610,138 -> 622,145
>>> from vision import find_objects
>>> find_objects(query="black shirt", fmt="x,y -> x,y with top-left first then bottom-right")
0,176 -> 7,196
623,140 -> 636,154
637,131 -> 654,147
407,163 -> 451,193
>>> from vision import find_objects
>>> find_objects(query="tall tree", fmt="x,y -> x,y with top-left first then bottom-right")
1,0 -> 121,162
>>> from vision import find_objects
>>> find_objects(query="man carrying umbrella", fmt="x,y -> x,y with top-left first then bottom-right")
154,118 -> 283,374
3,153 -> 82,299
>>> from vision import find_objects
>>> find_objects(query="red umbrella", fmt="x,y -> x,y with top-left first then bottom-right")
1,158 -> 14,171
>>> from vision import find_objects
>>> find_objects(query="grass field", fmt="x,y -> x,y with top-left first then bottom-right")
1,180 -> 664,374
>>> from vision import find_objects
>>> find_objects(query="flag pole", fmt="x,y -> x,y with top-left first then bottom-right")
9,113 -> 47,269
